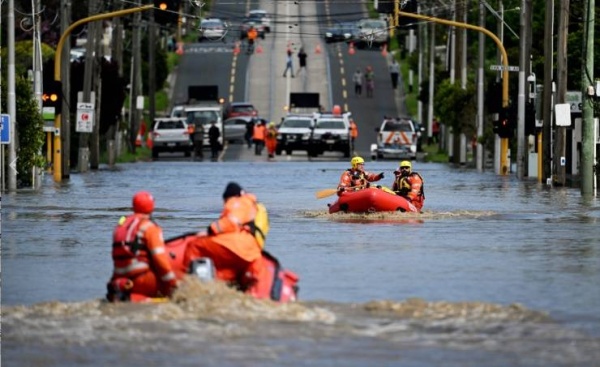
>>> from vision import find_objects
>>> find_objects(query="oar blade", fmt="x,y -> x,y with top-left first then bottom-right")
315,188 -> 338,199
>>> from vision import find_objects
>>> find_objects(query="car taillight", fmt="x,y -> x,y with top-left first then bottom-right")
153,132 -> 160,137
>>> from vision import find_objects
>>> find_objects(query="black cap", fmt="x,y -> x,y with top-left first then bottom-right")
222,182 -> 243,200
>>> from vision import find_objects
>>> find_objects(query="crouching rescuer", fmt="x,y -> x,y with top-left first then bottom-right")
107,191 -> 178,302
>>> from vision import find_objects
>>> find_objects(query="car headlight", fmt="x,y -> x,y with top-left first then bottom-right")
325,32 -> 332,37
301,133 -> 311,140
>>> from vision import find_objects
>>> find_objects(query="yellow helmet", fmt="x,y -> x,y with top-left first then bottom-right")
351,156 -> 365,169
399,160 -> 412,170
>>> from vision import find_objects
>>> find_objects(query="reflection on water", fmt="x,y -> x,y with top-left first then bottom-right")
2,161 -> 600,366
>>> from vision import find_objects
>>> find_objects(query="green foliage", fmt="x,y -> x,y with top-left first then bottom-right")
434,80 -> 477,136
0,77 -> 46,187
0,41 -> 55,77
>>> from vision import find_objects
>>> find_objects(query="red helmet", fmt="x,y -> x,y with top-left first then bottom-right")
132,191 -> 155,214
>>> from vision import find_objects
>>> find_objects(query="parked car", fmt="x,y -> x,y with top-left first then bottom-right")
223,116 -> 259,143
223,102 -> 259,119
309,111 -> 352,157
198,18 -> 228,42
276,113 -> 315,155
150,117 -> 192,159
324,21 -> 359,44
239,18 -> 266,39
184,104 -> 224,148
248,9 -> 271,32
355,18 -> 389,48
370,116 -> 418,160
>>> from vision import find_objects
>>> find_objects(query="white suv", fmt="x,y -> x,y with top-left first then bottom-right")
151,117 -> 192,159
309,112 -> 351,157
276,114 -> 315,155
370,116 -> 418,160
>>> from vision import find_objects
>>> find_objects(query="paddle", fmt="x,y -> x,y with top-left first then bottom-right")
315,188 -> 339,199
315,184 -> 367,199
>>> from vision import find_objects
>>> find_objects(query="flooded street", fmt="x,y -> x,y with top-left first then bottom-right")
2,160 -> 600,366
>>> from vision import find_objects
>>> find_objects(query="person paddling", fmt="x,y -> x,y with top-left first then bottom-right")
337,156 -> 384,195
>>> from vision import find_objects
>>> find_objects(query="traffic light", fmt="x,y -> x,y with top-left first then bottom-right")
42,80 -> 62,114
153,0 -> 180,25
493,107 -> 514,139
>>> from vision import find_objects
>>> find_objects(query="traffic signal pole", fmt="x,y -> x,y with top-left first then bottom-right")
397,9 -> 511,175
52,4 -> 154,182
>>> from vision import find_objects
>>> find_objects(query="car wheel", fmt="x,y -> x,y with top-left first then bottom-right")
152,148 -> 159,159
276,148 -> 282,155
285,149 -> 292,155
184,150 -> 191,157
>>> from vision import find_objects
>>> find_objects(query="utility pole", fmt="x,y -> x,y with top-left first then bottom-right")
554,0 -> 569,186
33,0 -> 42,189
7,0 -> 17,191
418,4 -> 424,134
580,0 -> 595,196
516,0 -> 532,179
80,0 -> 100,173
542,0 -> 554,183
149,8 -> 156,126
477,1 -> 485,172
129,0 -> 142,154
60,0 -> 71,179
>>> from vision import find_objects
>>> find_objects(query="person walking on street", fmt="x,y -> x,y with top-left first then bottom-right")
282,49 -> 294,77
392,160 -> 425,211
297,47 -> 307,76
364,66 -> 375,98
265,122 -> 278,159
337,156 -> 384,195
352,68 -> 363,96
389,58 -> 400,89
208,121 -> 221,160
252,120 -> 266,155
189,119 -> 204,160
107,191 -> 178,302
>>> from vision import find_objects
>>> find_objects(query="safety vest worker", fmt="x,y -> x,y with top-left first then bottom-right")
108,191 -> 177,301
392,160 -> 425,210
337,156 -> 384,195
183,182 -> 266,289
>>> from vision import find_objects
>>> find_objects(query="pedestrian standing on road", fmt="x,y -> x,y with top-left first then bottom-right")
349,118 -> 358,154
365,66 -> 375,98
352,68 -> 363,96
190,118 -> 204,160
389,58 -> 400,90
297,47 -> 307,76
208,121 -> 221,160
265,122 -> 278,159
282,49 -> 294,78
245,119 -> 254,149
252,120 -> 266,155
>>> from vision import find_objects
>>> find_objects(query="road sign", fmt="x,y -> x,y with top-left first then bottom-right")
490,65 -> 519,72
565,91 -> 582,113
1,114 -> 11,144
76,102 -> 95,133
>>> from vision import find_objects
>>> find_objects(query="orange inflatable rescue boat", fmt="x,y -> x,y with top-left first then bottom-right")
328,186 -> 419,213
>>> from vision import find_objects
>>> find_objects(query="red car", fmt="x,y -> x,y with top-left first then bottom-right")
223,102 -> 259,119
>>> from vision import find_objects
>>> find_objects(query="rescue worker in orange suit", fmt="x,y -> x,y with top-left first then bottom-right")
252,120 -> 266,155
183,182 -> 265,289
107,191 -> 178,301
265,121 -> 278,159
349,118 -> 358,154
337,156 -> 384,195
246,26 -> 258,54
392,160 -> 425,210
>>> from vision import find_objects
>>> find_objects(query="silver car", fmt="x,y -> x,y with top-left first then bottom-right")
223,116 -> 258,143
355,18 -> 389,48
151,117 -> 192,159
198,18 -> 228,42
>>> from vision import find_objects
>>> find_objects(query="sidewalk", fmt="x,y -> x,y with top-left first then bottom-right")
248,1 -> 330,124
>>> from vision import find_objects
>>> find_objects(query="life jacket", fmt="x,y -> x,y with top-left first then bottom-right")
347,168 -> 368,188
395,172 -> 425,198
245,202 -> 269,249
112,215 -> 154,278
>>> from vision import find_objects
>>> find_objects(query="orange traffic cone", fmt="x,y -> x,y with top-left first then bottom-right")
135,133 -> 142,147
146,134 -> 153,149
315,44 -> 321,54
256,44 -> 263,54
381,44 -> 388,57
348,42 -> 355,55
176,42 -> 184,55
233,41 -> 241,55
